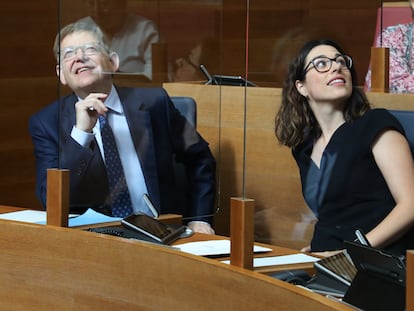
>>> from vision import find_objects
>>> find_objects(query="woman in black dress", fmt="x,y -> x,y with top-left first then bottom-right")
275,39 -> 414,257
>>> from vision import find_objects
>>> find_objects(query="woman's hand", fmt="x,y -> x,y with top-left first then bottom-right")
301,245 -> 344,258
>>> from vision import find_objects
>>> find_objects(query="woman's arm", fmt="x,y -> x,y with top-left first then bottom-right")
368,129 -> 414,247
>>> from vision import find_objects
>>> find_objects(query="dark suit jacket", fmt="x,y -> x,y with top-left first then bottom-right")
29,86 -> 216,223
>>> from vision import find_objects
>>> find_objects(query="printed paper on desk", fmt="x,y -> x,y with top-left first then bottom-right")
0,208 -> 121,227
175,239 -> 272,257
222,253 -> 319,267
67,208 -> 122,227
0,210 -> 48,223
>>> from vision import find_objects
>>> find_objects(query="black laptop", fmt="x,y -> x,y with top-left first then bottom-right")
342,241 -> 406,311
199,64 -> 257,87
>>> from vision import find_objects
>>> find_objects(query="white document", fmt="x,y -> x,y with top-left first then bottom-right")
222,253 -> 319,267
67,209 -> 121,227
175,239 -> 272,256
0,210 -> 47,223
0,208 -> 121,227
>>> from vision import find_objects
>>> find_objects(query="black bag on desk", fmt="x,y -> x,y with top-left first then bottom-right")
342,241 -> 406,311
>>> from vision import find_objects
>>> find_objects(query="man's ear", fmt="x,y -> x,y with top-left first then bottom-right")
295,79 -> 307,98
109,52 -> 120,72
56,65 -> 67,85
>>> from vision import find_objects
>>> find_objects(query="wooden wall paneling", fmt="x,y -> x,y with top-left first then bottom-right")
366,91 -> 414,109
244,87 -> 314,248
307,5 -> 378,87
222,0 -> 383,87
163,83 -> 312,247
0,77 -> 61,210
1,0 -> 58,78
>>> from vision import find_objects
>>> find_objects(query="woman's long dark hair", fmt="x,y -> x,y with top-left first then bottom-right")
274,39 -> 371,148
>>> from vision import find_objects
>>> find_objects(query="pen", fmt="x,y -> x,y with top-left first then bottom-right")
354,229 -> 371,247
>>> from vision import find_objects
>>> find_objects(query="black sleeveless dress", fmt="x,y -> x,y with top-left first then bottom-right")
293,108 -> 414,256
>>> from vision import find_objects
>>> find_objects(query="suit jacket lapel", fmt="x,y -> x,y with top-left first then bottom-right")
60,94 -> 77,134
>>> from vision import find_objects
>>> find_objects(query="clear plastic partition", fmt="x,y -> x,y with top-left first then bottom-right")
0,0 -> 404,248
57,0 -> 225,230
375,0 -> 411,48
368,0 -> 412,93
59,0 -> 223,84
244,1 -> 384,249
53,0 -> 384,248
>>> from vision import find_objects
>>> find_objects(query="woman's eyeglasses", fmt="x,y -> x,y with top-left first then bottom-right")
303,54 -> 353,75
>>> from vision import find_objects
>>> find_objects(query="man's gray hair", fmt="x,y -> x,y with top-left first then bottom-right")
53,21 -> 111,62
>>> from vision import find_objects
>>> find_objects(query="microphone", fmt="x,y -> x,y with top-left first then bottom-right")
354,229 -> 371,247
199,64 -> 216,85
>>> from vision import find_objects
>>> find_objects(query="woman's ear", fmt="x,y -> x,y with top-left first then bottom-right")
109,52 -> 120,72
295,79 -> 308,97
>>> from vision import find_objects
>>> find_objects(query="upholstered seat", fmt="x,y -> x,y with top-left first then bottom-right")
171,96 -> 197,127
389,109 -> 414,156
170,96 -> 198,217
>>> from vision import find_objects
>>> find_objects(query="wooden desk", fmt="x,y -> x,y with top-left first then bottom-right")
0,204 -> 26,213
0,204 -> 315,274
3,205 -> 412,310
172,232 -> 317,274
0,206 -> 355,310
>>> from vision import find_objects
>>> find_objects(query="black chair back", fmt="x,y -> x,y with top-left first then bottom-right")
389,110 -> 414,156
169,96 -> 197,218
170,96 -> 197,127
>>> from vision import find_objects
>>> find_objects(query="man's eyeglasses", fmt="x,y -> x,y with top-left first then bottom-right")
60,42 -> 106,62
303,54 -> 353,75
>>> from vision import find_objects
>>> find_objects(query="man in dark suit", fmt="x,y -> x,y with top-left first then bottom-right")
29,21 -> 216,234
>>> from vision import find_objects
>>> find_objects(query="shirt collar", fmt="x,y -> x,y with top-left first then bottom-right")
104,85 -> 123,114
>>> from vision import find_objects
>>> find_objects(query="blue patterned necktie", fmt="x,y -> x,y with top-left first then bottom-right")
99,115 -> 133,217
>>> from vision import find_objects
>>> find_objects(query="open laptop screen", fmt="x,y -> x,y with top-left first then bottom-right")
199,64 -> 257,87
343,241 -> 406,311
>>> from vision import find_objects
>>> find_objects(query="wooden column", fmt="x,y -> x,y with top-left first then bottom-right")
408,250 -> 414,311
230,197 -> 254,270
46,168 -> 69,227
370,47 -> 389,93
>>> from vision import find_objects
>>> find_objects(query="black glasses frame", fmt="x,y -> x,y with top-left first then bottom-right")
303,54 -> 353,76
